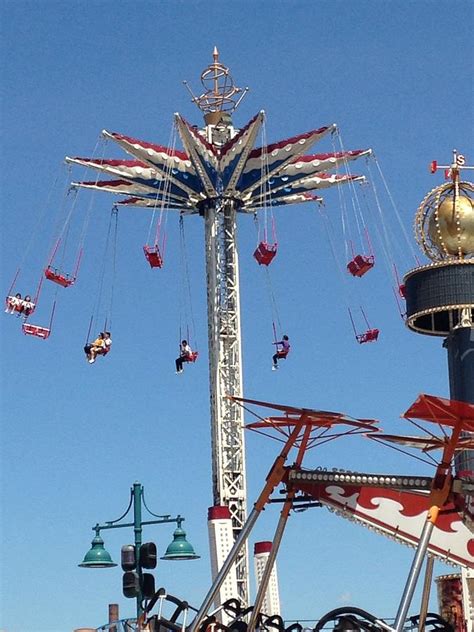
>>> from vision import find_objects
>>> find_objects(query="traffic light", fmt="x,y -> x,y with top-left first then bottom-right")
141,572 -> 155,599
123,570 -> 140,598
121,545 -> 139,598
121,544 -> 136,571
121,543 -> 157,599
139,542 -> 157,569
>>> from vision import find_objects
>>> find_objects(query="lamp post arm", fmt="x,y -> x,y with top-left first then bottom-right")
91,516 -> 182,533
100,488 -> 134,526
140,518 -> 181,527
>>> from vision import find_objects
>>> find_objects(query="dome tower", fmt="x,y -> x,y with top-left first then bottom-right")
404,150 -> 474,475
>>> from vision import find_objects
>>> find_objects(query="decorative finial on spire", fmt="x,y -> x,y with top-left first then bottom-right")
429,149 -> 473,183
415,150 -> 474,261
183,48 -> 249,126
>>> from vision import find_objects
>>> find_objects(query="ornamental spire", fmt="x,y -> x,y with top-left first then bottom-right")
183,47 -> 249,126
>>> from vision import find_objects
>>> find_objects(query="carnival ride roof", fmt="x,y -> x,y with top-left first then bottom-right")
366,434 -> 474,452
66,111 -> 370,213
231,395 -> 378,428
403,393 -> 474,431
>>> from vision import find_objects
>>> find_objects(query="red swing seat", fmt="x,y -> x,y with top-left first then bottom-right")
356,328 -> 379,344
254,241 -> 277,266
94,346 -> 111,357
44,266 -> 75,287
189,351 -> 199,362
22,323 -> 51,339
347,254 -> 375,277
143,245 -> 164,268
398,283 -> 406,299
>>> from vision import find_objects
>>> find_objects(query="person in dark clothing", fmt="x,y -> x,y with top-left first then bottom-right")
272,335 -> 290,370
175,340 -> 193,374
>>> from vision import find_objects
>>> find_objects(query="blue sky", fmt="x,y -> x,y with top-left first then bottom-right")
1,1 -> 473,631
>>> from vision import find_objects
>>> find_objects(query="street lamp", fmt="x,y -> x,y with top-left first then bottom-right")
79,482 -> 199,619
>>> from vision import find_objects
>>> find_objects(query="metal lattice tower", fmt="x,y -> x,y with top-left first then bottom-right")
203,194 -> 248,599
66,47 -> 371,608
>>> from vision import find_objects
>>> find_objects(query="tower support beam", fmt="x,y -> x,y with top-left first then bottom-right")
204,196 -> 249,602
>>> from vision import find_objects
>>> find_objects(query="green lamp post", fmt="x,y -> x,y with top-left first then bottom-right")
79,482 -> 199,619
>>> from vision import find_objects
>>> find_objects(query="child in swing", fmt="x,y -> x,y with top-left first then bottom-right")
272,335 -> 290,370
22,295 -> 35,318
175,340 -> 193,374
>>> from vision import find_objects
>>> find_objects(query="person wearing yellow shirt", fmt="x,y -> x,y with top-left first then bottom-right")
84,333 -> 106,364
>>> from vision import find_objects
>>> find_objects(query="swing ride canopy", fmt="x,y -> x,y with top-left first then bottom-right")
66,112 -> 371,211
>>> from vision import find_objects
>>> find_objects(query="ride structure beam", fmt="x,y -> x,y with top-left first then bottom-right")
203,194 -> 248,601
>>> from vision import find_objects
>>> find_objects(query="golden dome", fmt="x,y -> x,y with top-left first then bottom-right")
428,194 -> 474,256
415,181 -> 474,261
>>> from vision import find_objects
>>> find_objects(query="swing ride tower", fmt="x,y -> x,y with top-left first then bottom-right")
66,48 -> 372,609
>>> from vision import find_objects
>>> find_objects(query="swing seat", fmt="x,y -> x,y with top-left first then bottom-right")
398,283 -> 406,299
276,347 -> 290,359
356,328 -> 379,344
143,245 -> 163,268
94,347 -> 110,357
347,254 -> 375,277
44,266 -> 75,287
22,323 -> 51,339
189,351 -> 199,362
253,242 -> 277,266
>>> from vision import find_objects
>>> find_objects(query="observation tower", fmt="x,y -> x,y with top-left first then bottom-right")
66,48 -> 371,609
404,150 -> 474,469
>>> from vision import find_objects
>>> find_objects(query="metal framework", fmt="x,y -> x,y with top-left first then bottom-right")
203,195 -> 247,596
65,49 -> 370,607
187,395 -> 378,632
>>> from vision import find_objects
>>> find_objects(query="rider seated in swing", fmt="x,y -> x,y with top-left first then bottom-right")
100,331 -> 112,355
84,332 -> 112,364
5,293 -> 23,314
22,295 -> 35,318
272,334 -> 290,370
175,339 -> 193,374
